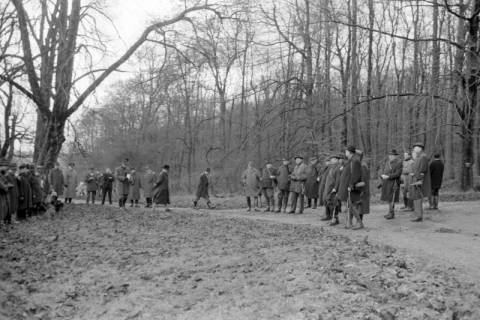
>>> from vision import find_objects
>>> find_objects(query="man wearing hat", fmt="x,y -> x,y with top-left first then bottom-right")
115,158 -> 131,208
321,154 -> 343,225
289,155 -> 308,214
0,158 -> 13,226
194,168 -> 215,209
241,161 -> 261,212
401,152 -> 414,211
276,158 -> 291,213
409,142 -> 431,222
304,156 -> 321,209
337,146 -> 364,229
260,161 -> 278,212
6,162 -> 19,223
379,149 -> 403,219
49,162 -> 64,200
85,166 -> 99,204
153,164 -> 171,212
17,164 -> 32,220
64,162 -> 78,204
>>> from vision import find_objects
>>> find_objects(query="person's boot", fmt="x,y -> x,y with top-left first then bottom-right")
312,198 -> 317,209
207,201 -> 216,209
246,197 -> 251,212
254,197 -> 260,211
352,207 -> 364,230
270,197 -> 275,212
297,196 -> 304,214
263,196 -> 270,212
411,200 -> 423,222
329,215 -> 339,226
289,194 -> 297,214
427,196 -> 435,210
321,206 -> 331,221
434,196 -> 439,209
118,199 -> 123,207
384,212 -> 394,219
275,196 -> 282,213
193,200 -> 198,209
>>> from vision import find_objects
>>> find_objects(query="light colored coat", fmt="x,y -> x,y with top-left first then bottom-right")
64,168 -> 78,198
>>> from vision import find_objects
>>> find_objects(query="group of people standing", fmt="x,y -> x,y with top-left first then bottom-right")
240,142 -> 444,230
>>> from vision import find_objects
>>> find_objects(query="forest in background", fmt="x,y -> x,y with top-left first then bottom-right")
1,0 -> 480,193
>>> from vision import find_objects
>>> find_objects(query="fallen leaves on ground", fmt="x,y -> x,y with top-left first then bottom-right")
0,204 -> 479,320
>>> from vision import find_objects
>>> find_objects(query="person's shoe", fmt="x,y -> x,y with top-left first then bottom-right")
352,223 -> 364,230
320,216 -> 331,221
247,207 -> 251,212
411,217 -> 423,222
165,208 -> 171,212
264,207 -> 270,212
193,201 -> 198,209
401,207 -> 414,212
275,209 -> 281,213
288,210 -> 295,214
384,213 -> 394,220
329,218 -> 339,226
296,211 -> 303,215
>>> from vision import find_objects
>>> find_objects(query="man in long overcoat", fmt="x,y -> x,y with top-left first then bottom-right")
17,164 -> 32,220
101,168 -> 115,205
304,156 -> 320,209
6,163 -> 19,223
289,155 -> 308,214
85,167 -> 99,204
337,146 -> 364,229
49,162 -> 64,198
194,168 -> 215,209
64,163 -> 78,204
241,161 -> 261,212
143,167 -> 156,208
429,153 -> 444,210
357,150 -> 370,221
128,168 -> 142,207
409,142 -> 431,222
401,153 -> 414,211
153,165 -> 170,211
0,158 -> 13,226
276,158 -> 291,213
115,158 -> 130,207
29,165 -> 42,215
261,162 -> 278,212
321,155 -> 342,225
380,149 -> 403,219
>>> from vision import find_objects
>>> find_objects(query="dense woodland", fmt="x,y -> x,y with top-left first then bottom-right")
1,0 -> 480,192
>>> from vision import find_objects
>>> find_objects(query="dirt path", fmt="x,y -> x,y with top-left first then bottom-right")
205,202 -> 480,281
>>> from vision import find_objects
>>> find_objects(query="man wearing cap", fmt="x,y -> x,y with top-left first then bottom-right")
380,149 -> 403,219
321,154 -> 343,225
260,162 -> 278,212
194,168 -> 215,209
337,146 -> 364,229
49,162 -> 64,200
17,164 -> 32,220
305,156 -> 321,209
289,155 -> 308,214
429,153 -> 444,210
115,158 -> 130,208
409,142 -> 431,222
241,161 -> 261,212
276,158 -> 291,213
0,158 -> 13,226
85,167 -> 99,204
153,165 -> 171,212
401,152 -> 414,211
64,163 -> 78,204
6,162 -> 19,223
101,168 -> 115,205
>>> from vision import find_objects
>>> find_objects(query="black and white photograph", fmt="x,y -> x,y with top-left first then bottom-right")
0,0 -> 480,319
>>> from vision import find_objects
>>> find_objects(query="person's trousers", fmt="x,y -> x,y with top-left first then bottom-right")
118,194 -> 128,207
87,191 -> 96,204
389,201 -> 395,214
246,196 -> 258,209
307,198 -> 318,209
130,199 -> 139,206
277,190 -> 289,211
65,198 -> 73,204
413,199 -> 423,219
17,209 -> 28,221
290,192 -> 304,213
146,197 -> 152,207
102,188 -> 112,205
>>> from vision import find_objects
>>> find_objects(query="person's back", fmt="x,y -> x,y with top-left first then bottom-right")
429,154 -> 445,210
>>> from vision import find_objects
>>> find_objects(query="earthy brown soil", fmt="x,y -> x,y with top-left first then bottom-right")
0,202 -> 479,319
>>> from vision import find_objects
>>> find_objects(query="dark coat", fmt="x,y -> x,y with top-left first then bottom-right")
30,174 -> 42,205
430,159 -> 445,190
49,168 -> 64,196
290,162 -> 308,194
380,158 -> 403,203
277,165 -> 291,191
85,173 -> 98,192
6,173 -> 19,214
102,173 -> 115,190
304,164 -> 320,199
408,152 -> 431,200
115,165 -> 130,195
153,171 -> 170,205
0,175 -> 12,221
337,156 -> 363,203
18,173 -> 32,210
322,164 -> 341,205
196,172 -> 210,198
261,167 -> 278,189
360,162 -> 370,215
318,166 -> 329,204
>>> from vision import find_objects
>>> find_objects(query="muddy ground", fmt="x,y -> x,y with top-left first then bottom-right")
1,203 -> 479,319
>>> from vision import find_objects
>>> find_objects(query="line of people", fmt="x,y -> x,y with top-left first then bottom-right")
240,142 -> 443,229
